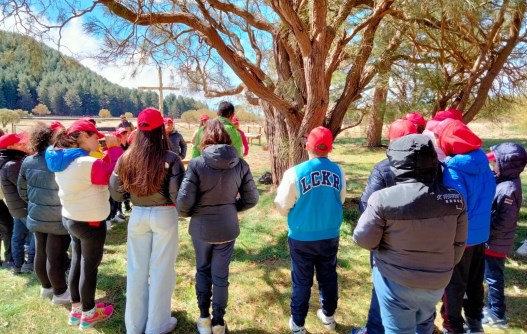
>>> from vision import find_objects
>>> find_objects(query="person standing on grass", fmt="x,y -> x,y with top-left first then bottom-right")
481,143 -> 527,328
191,114 -> 210,145
46,119 -> 122,330
117,114 -> 135,133
433,119 -> 495,334
191,102 -> 243,158
164,117 -> 187,159
177,119 -> 259,334
274,126 -> 346,334
0,132 -> 35,274
0,126 -> 15,270
352,119 -> 417,334
18,121 -> 72,304
110,108 -> 185,334
354,134 -> 468,334
231,117 -> 249,157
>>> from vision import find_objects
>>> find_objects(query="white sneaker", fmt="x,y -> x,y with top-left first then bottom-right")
517,240 -> 527,256
212,324 -> 226,334
163,317 -> 177,333
40,287 -> 53,299
105,220 -> 112,230
52,288 -> 71,305
289,316 -> 306,334
317,309 -> 336,330
197,317 -> 212,334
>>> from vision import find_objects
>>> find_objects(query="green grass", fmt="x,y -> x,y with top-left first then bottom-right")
1,132 -> 527,333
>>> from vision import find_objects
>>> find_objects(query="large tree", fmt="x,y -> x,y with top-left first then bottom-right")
2,0 -> 526,183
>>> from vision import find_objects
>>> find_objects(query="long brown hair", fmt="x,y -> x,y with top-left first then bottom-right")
116,125 -> 170,197
53,128 -> 93,149
200,119 -> 232,151
29,121 -> 54,153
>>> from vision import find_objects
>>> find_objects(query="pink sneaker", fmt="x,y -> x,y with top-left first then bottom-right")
68,303 -> 106,326
79,304 -> 114,330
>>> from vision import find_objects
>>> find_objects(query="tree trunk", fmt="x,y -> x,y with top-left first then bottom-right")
261,101 -> 307,186
365,76 -> 389,147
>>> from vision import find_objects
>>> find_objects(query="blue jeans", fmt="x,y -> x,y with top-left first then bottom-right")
373,266 -> 443,334
484,255 -> 506,319
192,237 -> 235,322
11,218 -> 35,267
366,252 -> 384,334
289,237 -> 339,327
125,206 -> 179,334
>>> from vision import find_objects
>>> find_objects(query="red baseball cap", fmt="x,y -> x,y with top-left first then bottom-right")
403,112 -> 426,129
231,117 -> 240,125
486,151 -> 496,161
200,115 -> 210,122
163,117 -> 173,125
137,108 -> 164,131
433,109 -> 463,122
50,121 -> 65,132
434,119 -> 482,155
127,129 -> 137,144
306,126 -> 333,154
0,132 -> 28,149
387,119 -> 417,141
113,127 -> 128,138
67,119 -> 105,139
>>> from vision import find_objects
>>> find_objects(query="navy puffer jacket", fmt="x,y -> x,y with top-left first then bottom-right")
487,142 -> 527,255
0,149 -> 27,218
18,152 -> 66,235
359,158 -> 394,213
177,144 -> 259,243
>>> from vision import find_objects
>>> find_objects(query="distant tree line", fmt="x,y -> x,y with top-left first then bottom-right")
0,31 -> 206,116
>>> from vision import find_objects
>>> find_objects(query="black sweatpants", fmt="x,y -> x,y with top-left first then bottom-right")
0,200 -> 13,262
63,218 -> 107,311
440,243 -> 485,333
34,232 -> 71,294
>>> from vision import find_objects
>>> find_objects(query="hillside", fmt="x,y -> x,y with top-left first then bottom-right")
0,31 -> 205,116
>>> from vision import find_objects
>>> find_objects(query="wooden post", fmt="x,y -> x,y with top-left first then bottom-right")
138,67 -> 179,115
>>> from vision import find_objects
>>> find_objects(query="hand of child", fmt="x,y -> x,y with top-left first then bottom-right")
105,134 -> 120,148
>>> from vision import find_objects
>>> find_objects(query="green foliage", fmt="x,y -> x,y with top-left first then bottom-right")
164,94 -> 208,118
232,106 -> 262,122
99,108 -> 112,118
0,108 -> 21,127
31,103 -> 50,115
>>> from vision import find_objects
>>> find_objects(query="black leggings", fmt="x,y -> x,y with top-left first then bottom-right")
34,232 -> 71,294
63,218 -> 107,311
0,200 -> 13,262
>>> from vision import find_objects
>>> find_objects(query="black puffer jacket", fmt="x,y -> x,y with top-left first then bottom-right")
18,152 -> 66,234
0,149 -> 27,218
359,158 -> 394,213
354,134 -> 468,290
487,142 -> 527,255
110,150 -> 185,206
177,144 -> 259,243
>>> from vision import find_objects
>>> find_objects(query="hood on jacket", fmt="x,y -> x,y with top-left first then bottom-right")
202,144 -> 239,170
387,134 -> 438,184
491,142 -> 527,181
45,146 -> 89,172
434,119 -> 482,156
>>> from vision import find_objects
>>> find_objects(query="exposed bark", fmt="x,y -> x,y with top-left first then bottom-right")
365,74 -> 389,147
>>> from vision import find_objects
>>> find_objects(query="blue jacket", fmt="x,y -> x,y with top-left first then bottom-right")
442,149 -> 495,246
487,142 -> 527,255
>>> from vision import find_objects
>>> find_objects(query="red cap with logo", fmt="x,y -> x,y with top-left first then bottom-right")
163,117 -> 173,125
67,119 -> 105,139
387,119 -> 417,141
0,132 -> 28,149
306,126 -> 333,154
50,121 -> 65,132
137,108 -> 164,131
200,115 -> 210,122
403,112 -> 426,129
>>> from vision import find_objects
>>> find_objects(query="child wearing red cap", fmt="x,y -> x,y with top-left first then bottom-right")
110,108 -> 185,334
0,132 -> 35,274
177,119 -> 259,334
274,126 -> 346,334
433,119 -> 495,334
45,119 -> 122,330
231,117 -> 249,156
164,117 -> 187,159
191,115 -> 210,145
482,143 -> 527,328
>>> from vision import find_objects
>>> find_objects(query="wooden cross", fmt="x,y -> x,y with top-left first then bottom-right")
138,67 -> 179,115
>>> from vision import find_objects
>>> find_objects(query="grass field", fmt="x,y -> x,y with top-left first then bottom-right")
0,119 -> 526,333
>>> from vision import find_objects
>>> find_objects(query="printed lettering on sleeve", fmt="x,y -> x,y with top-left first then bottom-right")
503,196 -> 514,205
300,170 -> 341,194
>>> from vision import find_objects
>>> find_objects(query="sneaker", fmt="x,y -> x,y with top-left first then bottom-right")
289,317 -> 306,334
52,289 -> 71,305
197,316 -> 212,334
68,303 -> 105,326
112,214 -> 125,223
350,327 -> 368,334
317,309 -> 336,330
164,317 -> 177,333
21,262 -> 34,273
11,265 -> 21,274
212,324 -> 226,334
79,304 -> 114,330
2,261 -> 15,270
40,287 -> 53,299
517,240 -> 527,256
482,312 -> 508,329
106,220 -> 112,231
465,317 -> 484,334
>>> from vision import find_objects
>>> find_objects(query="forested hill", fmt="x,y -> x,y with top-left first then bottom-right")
0,31 -> 206,117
